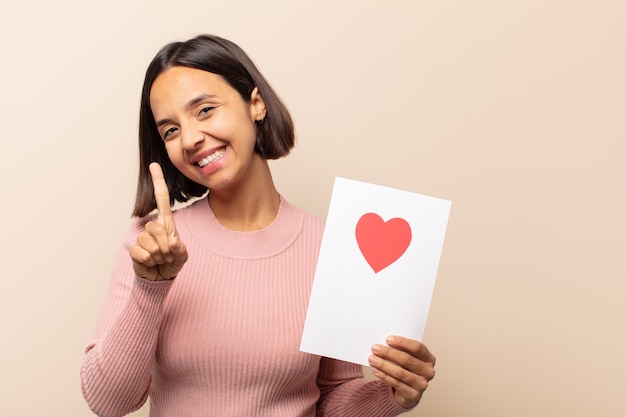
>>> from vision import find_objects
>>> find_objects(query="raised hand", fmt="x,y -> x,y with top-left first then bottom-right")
368,336 -> 436,409
129,163 -> 188,281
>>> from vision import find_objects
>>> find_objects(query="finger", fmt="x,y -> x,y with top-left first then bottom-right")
149,162 -> 174,224
130,244 -> 161,281
138,225 -> 171,264
169,236 -> 188,261
386,336 -> 436,365
369,343 -> 433,409
129,243 -> 157,267
369,352 -> 422,385
157,239 -> 188,280
371,368 -> 424,405
368,355 -> 426,409
370,340 -> 436,380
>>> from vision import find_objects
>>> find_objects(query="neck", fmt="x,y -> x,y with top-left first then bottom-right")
207,157 -> 280,231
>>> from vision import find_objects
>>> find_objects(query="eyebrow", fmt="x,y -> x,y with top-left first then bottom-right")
155,94 -> 218,127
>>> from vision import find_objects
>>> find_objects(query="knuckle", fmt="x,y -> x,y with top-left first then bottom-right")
144,220 -> 165,236
378,344 -> 391,356
377,370 -> 396,386
407,338 -> 421,350
392,366 -> 410,382
138,241 -> 158,255
134,252 -> 154,266
398,352 -> 414,367
416,378 -> 429,392
413,341 -> 427,356
136,231 -> 153,245
129,243 -> 139,255
144,221 -> 163,233
130,245 -> 145,260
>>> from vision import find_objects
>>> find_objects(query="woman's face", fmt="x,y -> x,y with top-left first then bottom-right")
149,66 -> 266,192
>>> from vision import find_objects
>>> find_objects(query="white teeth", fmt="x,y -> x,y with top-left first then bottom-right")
197,148 -> 225,167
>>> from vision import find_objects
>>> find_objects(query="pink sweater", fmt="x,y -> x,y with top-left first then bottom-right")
81,197 -> 410,417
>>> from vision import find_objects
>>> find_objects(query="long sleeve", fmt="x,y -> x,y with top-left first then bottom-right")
81,198 -> 418,416
81,220 -> 173,417
316,358 -> 412,417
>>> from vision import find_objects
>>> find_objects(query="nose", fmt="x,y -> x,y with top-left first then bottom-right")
180,121 -> 205,150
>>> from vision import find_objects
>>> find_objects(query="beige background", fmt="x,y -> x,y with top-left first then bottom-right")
1,1 -> 624,416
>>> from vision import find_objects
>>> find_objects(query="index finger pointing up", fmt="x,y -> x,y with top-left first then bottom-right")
149,162 -> 173,221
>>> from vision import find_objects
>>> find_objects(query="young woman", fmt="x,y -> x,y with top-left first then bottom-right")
81,34 -> 435,417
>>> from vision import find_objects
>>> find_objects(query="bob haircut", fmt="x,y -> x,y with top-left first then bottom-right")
132,34 -> 295,217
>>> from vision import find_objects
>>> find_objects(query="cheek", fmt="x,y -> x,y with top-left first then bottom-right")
214,112 -> 257,143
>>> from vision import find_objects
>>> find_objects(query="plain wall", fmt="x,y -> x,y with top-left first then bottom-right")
1,1 -> 624,416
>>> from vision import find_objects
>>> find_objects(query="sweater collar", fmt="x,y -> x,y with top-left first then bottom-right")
178,196 -> 304,259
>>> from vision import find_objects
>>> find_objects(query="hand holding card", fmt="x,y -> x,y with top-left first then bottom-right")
300,177 -> 451,366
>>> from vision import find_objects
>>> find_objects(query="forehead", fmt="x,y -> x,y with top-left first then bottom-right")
149,66 -> 234,109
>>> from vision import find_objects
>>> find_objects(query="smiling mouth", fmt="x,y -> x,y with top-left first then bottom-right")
197,148 -> 226,168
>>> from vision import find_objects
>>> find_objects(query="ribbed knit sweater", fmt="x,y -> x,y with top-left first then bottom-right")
81,197 -> 411,417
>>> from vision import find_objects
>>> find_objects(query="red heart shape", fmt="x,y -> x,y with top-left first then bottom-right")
355,213 -> 412,273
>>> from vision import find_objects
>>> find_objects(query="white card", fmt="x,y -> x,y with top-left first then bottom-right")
300,177 -> 451,366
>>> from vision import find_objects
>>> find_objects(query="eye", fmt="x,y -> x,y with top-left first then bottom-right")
162,126 -> 178,141
199,106 -> 215,117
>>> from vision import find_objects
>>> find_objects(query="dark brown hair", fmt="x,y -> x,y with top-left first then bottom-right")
132,34 -> 295,217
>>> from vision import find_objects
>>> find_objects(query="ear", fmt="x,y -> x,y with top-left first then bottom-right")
249,87 -> 267,122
